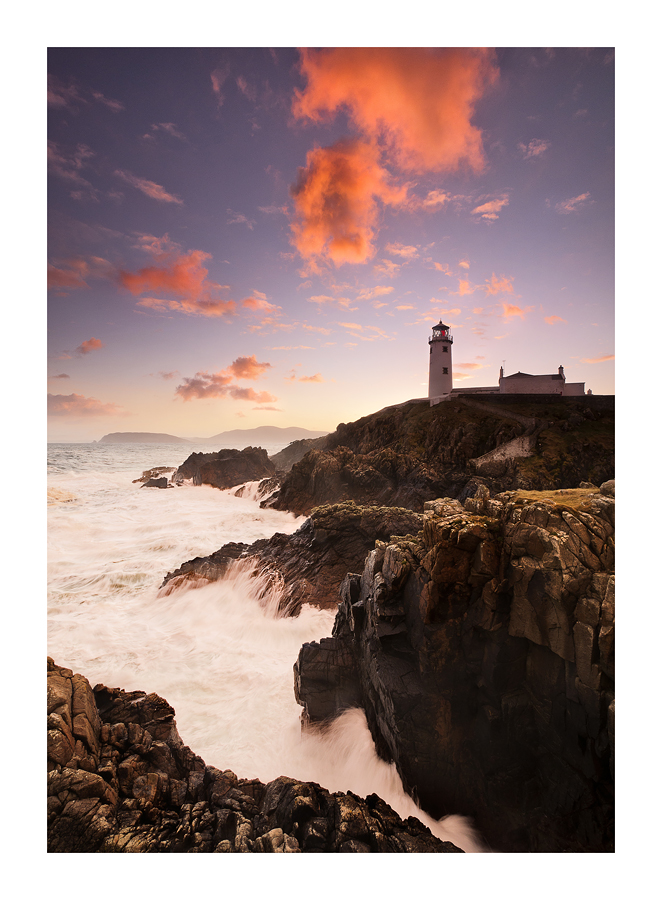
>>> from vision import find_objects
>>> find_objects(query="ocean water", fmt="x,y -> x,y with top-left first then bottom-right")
47,441 -> 482,852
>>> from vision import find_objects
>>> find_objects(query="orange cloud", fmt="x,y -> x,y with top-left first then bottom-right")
299,373 -> 324,383
483,273 -> 515,295
47,393 -> 123,416
242,295 -> 281,315
226,355 -> 272,380
434,262 -> 453,275
581,354 -> 615,364
119,250 -> 236,317
501,303 -> 533,321
290,138 -> 408,265
458,259 -> 470,269
76,337 -> 103,355
293,48 -> 498,174
545,315 -> 567,325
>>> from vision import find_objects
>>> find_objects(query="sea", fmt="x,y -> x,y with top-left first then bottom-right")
46,440 -> 482,852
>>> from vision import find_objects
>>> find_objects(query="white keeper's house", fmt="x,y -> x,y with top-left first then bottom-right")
428,321 -> 586,405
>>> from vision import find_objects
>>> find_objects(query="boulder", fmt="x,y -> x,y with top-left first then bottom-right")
141,477 -> 172,489
172,447 -> 275,491
47,658 -> 462,854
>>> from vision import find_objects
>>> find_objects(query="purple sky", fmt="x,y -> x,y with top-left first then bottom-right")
47,46 -> 614,441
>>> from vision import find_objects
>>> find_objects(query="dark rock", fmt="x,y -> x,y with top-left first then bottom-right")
265,397 -> 614,515
172,447 -> 275,491
269,438 -> 326,472
132,467 -> 176,484
160,502 -> 425,613
295,487 -> 615,852
47,658 -> 462,854
141,477 -> 172,489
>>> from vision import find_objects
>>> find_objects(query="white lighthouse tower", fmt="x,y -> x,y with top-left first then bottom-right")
428,320 -> 453,399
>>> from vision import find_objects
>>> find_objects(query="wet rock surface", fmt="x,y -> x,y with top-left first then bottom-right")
295,485 -> 615,852
172,447 -> 275,491
47,658 -> 462,854
160,502 -> 425,613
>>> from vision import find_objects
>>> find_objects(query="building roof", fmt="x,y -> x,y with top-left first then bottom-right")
501,371 -> 563,380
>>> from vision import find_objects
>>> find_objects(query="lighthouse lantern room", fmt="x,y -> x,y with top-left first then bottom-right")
428,321 -> 453,399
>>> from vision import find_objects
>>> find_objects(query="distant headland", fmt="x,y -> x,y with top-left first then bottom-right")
97,426 -> 329,445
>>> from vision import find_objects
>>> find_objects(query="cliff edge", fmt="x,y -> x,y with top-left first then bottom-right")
294,482 -> 615,852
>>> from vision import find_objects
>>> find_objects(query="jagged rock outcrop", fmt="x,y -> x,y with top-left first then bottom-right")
269,437 -> 326,472
263,446 -> 450,515
160,502 -> 425,614
294,484 -> 615,852
266,397 -> 614,515
47,658 -> 462,853
172,447 -> 275,491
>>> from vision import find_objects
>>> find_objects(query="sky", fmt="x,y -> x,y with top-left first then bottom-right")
47,46 -> 615,442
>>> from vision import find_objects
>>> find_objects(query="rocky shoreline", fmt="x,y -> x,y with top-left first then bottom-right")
48,398 -> 615,853
47,658 -> 462,853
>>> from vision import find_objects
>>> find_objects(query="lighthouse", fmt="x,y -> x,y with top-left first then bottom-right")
428,320 -> 453,398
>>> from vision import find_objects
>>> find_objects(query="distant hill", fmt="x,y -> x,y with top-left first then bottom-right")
204,426 -> 329,445
98,432 -> 191,444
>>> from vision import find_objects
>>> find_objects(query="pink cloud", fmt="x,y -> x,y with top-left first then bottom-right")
175,355 -> 274,401
385,242 -> 419,259
48,393 -> 124,416
119,249 -> 236,318
556,192 -> 591,214
114,169 -> 183,204
471,194 -> 509,219
501,303 -> 533,321
76,337 -> 104,355
518,138 -> 550,159
544,315 -> 567,325
299,373 -> 324,383
210,66 -> 230,106
356,285 -> 394,301
581,354 -> 614,363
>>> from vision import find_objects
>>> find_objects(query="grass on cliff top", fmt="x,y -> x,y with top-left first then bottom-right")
509,488 -> 598,510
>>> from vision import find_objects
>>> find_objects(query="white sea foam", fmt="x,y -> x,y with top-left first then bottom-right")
47,442 -> 483,852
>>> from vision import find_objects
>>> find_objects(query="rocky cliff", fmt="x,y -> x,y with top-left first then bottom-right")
172,447 -> 275,491
159,502 -> 425,614
294,482 -> 615,852
47,658 -> 462,853
266,396 -> 614,515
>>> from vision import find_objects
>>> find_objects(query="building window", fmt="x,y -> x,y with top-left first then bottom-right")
443,367 -> 448,375
443,345 -> 448,352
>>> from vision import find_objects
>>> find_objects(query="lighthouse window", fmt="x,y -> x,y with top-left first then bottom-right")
443,345 -> 448,352
443,367 -> 448,375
